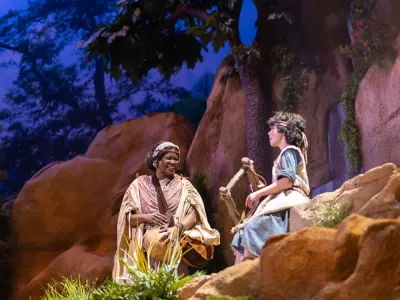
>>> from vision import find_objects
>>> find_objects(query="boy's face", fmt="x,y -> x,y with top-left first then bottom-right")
268,125 -> 285,147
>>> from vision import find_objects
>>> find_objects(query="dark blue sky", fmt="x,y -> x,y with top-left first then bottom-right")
0,0 -> 257,102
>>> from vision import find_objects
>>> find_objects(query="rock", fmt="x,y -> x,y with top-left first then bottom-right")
11,113 -> 195,300
189,258 -> 260,300
260,214 -> 400,299
178,274 -> 215,300
290,163 -> 400,231
258,0 -> 351,190
186,65 -> 249,265
260,228 -> 336,299
356,57 -> 400,171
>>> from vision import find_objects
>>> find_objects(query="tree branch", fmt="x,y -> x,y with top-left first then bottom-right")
0,42 -> 27,54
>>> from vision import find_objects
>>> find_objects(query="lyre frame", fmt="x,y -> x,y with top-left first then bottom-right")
219,157 -> 266,225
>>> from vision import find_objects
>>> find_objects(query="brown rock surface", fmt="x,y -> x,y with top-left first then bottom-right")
273,52 -> 350,190
186,66 -> 249,265
11,113 -> 195,299
261,214 -> 400,299
356,57 -> 400,172
189,258 -> 260,300
260,0 -> 351,190
290,163 -> 400,231
178,274 -> 215,300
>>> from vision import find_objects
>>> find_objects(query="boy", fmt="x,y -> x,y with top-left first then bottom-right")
231,111 -> 310,263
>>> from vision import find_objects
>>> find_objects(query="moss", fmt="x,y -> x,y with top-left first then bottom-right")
339,69 -> 365,177
271,43 -> 310,112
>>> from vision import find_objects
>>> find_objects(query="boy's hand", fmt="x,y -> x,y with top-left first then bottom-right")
230,226 -> 239,234
245,192 -> 260,208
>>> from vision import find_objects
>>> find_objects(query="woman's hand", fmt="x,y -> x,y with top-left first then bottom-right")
144,213 -> 169,226
158,226 -> 179,244
245,192 -> 260,208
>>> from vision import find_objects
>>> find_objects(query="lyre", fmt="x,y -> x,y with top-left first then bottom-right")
219,157 -> 266,225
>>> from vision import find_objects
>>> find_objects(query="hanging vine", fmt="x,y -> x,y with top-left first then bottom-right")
270,42 -> 311,112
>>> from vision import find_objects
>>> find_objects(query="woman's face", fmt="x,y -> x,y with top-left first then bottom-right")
156,152 -> 179,177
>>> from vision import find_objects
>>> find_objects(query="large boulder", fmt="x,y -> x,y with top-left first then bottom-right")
261,214 -> 400,299
290,163 -> 400,231
11,113 -> 195,300
356,57 -> 400,171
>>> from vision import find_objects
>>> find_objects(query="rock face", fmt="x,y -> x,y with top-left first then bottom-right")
356,57 -> 400,172
260,214 -> 400,299
311,103 -> 350,197
272,53 -> 350,191
290,163 -> 400,231
11,113 -> 195,300
186,65 -> 249,265
258,0 -> 351,190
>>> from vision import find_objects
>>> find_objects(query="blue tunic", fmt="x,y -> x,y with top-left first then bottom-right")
231,149 -> 300,256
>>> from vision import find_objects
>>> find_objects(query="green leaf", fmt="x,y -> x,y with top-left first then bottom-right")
212,32 -> 226,52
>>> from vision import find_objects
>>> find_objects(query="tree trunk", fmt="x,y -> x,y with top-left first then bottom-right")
237,57 -> 272,183
94,57 -> 112,127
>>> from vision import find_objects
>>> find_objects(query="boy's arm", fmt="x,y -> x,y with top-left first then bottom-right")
246,178 -> 293,208
255,177 -> 292,197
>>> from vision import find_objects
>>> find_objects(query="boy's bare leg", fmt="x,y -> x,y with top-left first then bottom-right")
242,248 -> 257,262
232,247 -> 244,265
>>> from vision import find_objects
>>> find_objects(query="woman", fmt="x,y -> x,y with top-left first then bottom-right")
231,111 -> 310,263
113,141 -> 220,283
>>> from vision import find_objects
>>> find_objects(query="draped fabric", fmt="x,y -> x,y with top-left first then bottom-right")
112,174 -> 220,284
138,176 -> 181,216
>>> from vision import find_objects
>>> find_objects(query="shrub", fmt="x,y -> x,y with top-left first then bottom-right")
41,276 -> 95,300
41,229 -> 203,300
312,202 -> 351,228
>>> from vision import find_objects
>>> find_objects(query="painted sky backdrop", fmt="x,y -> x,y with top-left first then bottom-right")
0,0 -> 257,102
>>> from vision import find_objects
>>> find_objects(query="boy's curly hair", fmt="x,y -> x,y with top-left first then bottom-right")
267,111 -> 306,148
